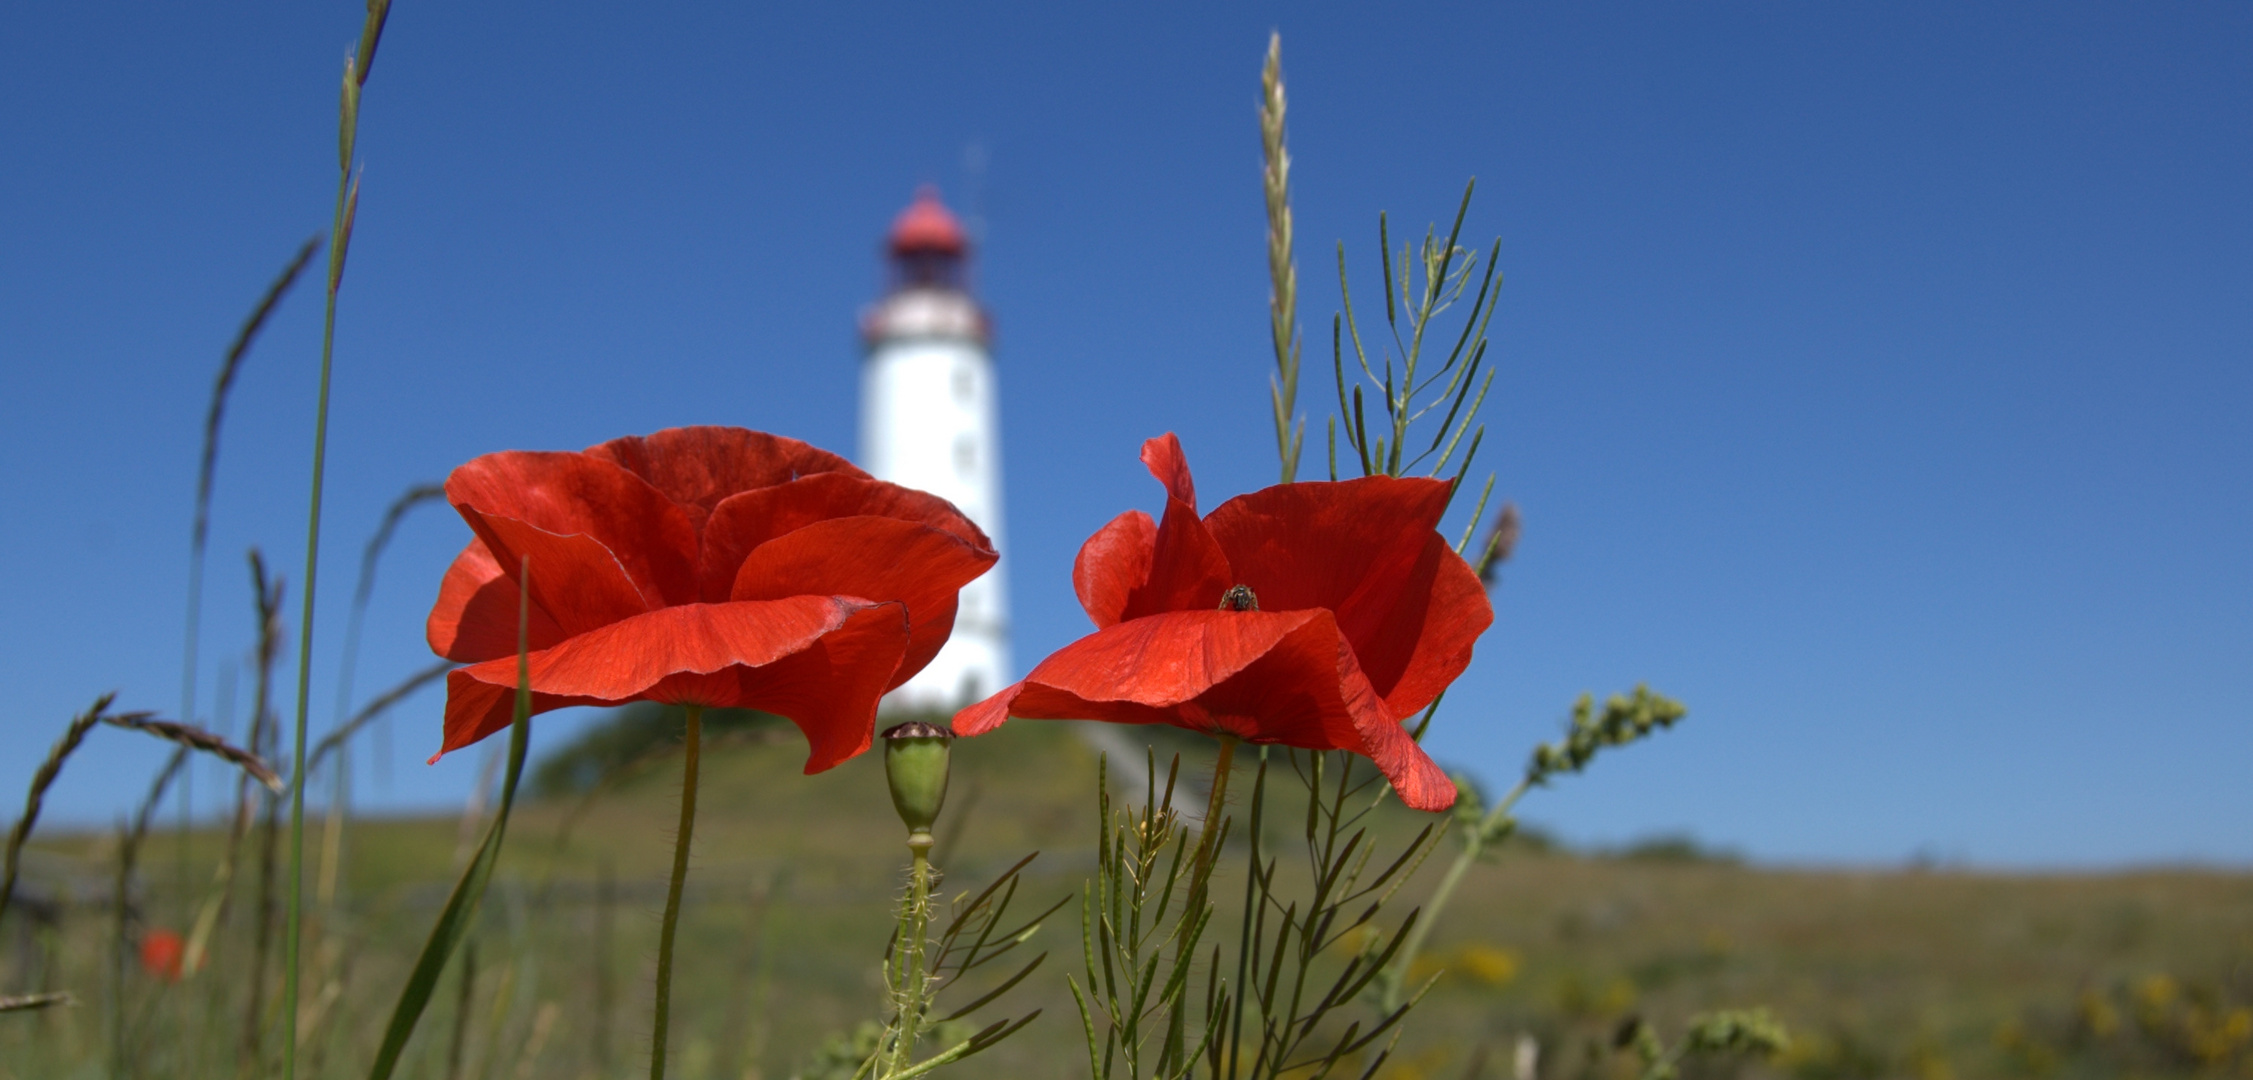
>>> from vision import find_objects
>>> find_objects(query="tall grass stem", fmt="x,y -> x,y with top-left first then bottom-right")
287,6 -> 391,1066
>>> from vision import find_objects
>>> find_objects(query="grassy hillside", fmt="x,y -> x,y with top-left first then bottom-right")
5,717 -> 2249,1079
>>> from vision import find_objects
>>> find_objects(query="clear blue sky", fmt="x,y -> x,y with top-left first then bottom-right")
2,2 -> 2246,867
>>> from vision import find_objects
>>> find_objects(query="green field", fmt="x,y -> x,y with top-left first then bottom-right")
6,717 -> 2248,1079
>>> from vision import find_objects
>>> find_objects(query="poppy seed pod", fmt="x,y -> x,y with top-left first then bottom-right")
883,720 -> 954,837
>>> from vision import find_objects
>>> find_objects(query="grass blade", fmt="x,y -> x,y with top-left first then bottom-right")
0,992 -> 75,1015
366,557 -> 535,1080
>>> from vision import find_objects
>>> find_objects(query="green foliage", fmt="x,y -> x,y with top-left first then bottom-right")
1228,749 -> 1440,1080
1527,686 -> 1688,788
860,851 -> 1054,1079
1072,753 -> 1217,1080
1612,1008 -> 1790,1080
1330,181 -> 1500,488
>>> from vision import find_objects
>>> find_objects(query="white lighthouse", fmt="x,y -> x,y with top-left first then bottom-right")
860,187 -> 1011,711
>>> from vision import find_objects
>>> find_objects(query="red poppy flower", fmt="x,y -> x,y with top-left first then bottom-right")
140,928 -> 184,981
954,434 -> 1490,812
426,426 -> 997,772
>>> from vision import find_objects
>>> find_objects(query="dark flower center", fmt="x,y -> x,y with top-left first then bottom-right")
882,720 -> 956,741
1219,584 -> 1259,612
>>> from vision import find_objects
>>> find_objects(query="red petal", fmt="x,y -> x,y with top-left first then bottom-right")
1072,510 -> 1155,629
432,671 -> 614,763
1139,433 -> 1199,510
1362,534 -> 1492,719
1203,475 -> 1483,702
585,426 -> 868,527
728,606 -> 919,772
977,609 -> 1455,812
952,680 -> 1025,736
425,538 -> 569,662
1015,608 -> 1324,709
700,473 -> 992,603
447,450 -> 699,616
436,596 -> 909,763
1119,435 -> 1231,619
729,515 -> 995,688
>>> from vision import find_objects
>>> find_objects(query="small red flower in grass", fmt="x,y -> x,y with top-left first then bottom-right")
954,434 -> 1491,812
426,426 -> 996,772
140,928 -> 184,981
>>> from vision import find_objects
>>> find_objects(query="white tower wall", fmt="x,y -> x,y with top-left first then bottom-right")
861,297 -> 1011,710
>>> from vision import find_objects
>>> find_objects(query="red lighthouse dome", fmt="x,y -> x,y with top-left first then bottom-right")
888,186 -> 967,257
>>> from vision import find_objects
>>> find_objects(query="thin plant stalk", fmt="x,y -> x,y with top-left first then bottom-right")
307,660 -> 454,778
244,550 -> 287,1067
329,482 -> 446,806
1188,735 -> 1238,907
1384,687 -> 1685,1012
650,703 -> 705,1080
0,694 -> 115,926
286,7 -> 391,1075
331,484 -> 444,747
183,556 -> 284,984
1379,778 -> 1528,1013
367,554 -> 533,1080
111,749 -> 190,1077
179,236 -> 319,924
887,834 -> 937,1076
181,237 -> 320,736
319,483 -> 442,915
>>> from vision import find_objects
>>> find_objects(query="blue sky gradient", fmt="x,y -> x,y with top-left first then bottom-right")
2,2 -> 2246,866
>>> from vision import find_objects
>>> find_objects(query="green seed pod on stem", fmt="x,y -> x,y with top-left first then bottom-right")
882,720 -> 953,840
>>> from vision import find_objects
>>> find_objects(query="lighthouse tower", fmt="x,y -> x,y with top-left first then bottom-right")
860,188 -> 1011,711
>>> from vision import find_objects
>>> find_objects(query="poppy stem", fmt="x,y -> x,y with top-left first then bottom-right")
888,832 -> 936,1075
650,704 -> 703,1080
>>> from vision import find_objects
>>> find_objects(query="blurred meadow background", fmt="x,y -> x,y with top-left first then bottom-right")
2,2 -> 2250,1078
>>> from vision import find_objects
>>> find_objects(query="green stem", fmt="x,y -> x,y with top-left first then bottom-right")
888,835 -> 935,1077
1188,736 -> 1238,907
281,122 -> 352,1080
650,705 -> 704,1080
1384,776 -> 1530,1011
1225,748 -> 1269,1080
